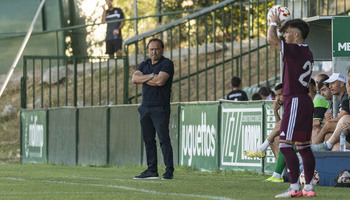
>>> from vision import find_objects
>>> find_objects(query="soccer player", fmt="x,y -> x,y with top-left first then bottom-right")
268,11 -> 316,198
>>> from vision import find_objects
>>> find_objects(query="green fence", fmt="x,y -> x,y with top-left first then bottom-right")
220,101 -> 264,172
179,102 -> 220,171
21,101 -> 280,172
48,107 -> 77,166
21,109 -> 47,164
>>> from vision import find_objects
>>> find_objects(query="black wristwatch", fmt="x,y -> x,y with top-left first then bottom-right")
319,118 -> 323,125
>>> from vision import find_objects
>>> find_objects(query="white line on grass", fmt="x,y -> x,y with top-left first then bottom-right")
67,175 -> 161,184
1,177 -> 238,200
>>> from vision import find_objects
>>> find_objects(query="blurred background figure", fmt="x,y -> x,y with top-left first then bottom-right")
226,77 -> 248,101
102,0 -> 125,57
259,86 -> 275,100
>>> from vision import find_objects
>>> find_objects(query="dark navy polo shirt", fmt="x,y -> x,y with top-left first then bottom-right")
137,57 -> 174,106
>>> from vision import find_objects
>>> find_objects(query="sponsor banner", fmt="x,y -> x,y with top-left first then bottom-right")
333,17 -> 350,57
263,101 -> 277,173
220,102 -> 263,172
21,110 -> 47,163
179,103 -> 219,171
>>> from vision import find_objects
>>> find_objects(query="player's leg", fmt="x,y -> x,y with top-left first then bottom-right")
275,143 -> 302,198
276,96 -> 311,198
312,115 -> 350,151
313,120 -> 337,144
263,150 -> 285,182
297,145 -> 316,197
311,120 -> 321,144
244,121 -> 281,158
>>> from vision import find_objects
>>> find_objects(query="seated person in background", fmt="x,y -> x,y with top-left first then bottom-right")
312,73 -> 349,144
251,93 -> 262,100
315,73 -> 329,93
312,115 -> 350,151
258,86 -> 275,100
308,78 -> 328,121
226,77 -> 248,101
245,81 -> 328,183
244,83 -> 283,159
312,78 -> 332,142
312,68 -> 350,151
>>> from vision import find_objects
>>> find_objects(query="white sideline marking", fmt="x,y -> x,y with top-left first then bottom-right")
1,177 -> 238,200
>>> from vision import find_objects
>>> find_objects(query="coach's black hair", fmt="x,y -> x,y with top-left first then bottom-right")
284,19 -> 310,40
274,83 -> 283,91
147,38 -> 164,49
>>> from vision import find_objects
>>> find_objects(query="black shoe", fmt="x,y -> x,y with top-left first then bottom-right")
133,170 -> 159,180
162,171 -> 173,180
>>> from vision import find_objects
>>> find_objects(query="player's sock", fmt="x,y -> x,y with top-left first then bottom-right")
272,172 -> 281,179
303,184 -> 313,191
325,141 -> 333,150
297,146 -> 315,185
290,183 -> 300,191
259,139 -> 271,152
280,144 -> 300,184
274,150 -> 286,175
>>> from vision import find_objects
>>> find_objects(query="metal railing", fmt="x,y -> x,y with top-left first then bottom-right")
125,0 -> 277,104
21,56 -> 127,109
20,0 -> 350,108
124,0 -> 350,104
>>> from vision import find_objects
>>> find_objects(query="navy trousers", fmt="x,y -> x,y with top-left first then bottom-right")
138,105 -> 174,173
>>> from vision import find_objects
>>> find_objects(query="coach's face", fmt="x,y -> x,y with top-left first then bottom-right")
148,41 -> 164,64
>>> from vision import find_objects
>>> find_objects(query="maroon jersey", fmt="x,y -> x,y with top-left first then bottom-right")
279,41 -> 314,142
282,41 -> 314,96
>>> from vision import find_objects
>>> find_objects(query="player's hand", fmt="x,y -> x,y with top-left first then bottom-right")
325,111 -> 332,120
270,9 -> 284,26
273,101 -> 281,112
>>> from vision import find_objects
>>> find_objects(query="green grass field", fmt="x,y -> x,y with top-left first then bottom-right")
0,164 -> 348,200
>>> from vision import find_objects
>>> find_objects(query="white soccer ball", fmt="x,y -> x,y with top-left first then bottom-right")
267,5 -> 291,27
299,170 -> 320,185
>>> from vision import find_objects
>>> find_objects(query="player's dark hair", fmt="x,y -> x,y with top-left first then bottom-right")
317,74 -> 329,82
231,76 -> 241,87
251,93 -> 262,100
284,19 -> 310,40
309,78 -> 316,86
147,38 -> 164,49
274,83 -> 283,91
317,78 -> 329,91
258,86 -> 270,97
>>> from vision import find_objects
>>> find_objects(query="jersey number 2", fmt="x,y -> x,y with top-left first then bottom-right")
298,61 -> 312,87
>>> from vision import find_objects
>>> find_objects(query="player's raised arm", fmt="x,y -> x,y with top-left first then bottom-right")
267,10 -> 283,51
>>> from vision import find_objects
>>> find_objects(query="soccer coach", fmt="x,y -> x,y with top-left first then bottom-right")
132,38 -> 174,180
